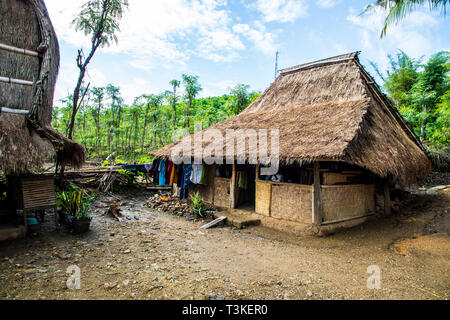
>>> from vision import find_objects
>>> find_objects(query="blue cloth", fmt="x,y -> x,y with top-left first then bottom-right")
179,169 -> 185,200
158,161 -> 168,186
179,164 -> 192,200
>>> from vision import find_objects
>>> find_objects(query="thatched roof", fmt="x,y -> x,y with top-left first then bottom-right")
0,0 -> 85,174
152,52 -> 431,187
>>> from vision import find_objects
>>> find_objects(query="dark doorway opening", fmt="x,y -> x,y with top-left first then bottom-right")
236,164 -> 256,212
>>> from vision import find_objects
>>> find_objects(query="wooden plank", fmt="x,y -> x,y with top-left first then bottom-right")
146,187 -> 172,191
201,216 -> 227,230
312,162 -> 323,225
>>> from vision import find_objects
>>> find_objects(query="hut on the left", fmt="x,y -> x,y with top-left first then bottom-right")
0,0 -> 85,240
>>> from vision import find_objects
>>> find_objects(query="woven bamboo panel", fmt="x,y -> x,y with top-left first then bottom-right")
255,181 -> 271,216
21,177 -> 56,210
213,178 -> 231,208
270,184 -> 313,223
321,184 -> 375,222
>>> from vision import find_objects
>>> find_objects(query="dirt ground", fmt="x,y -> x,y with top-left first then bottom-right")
0,176 -> 448,300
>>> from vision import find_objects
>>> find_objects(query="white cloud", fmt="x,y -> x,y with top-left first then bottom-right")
233,22 -> 277,55
254,0 -> 308,23
316,0 -> 340,9
45,0 -> 248,67
347,6 -> 440,72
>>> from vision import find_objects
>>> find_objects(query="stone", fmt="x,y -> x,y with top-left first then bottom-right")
104,282 -> 118,290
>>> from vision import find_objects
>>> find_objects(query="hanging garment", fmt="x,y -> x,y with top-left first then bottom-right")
169,164 -> 176,187
190,164 -> 203,184
199,165 -> 211,185
179,167 -> 185,200
183,165 -> 193,189
195,165 -> 204,184
182,165 -> 193,199
153,160 -> 160,185
238,171 -> 248,189
145,163 -> 154,174
158,161 -> 168,186
165,162 -> 173,183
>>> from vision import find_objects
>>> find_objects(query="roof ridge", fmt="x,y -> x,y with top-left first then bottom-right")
280,52 -> 360,75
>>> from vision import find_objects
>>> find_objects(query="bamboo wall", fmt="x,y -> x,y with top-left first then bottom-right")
213,177 -> 231,208
255,180 -> 313,224
199,177 -> 375,228
321,184 -> 375,223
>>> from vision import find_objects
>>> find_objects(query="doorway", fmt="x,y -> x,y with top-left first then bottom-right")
236,164 -> 256,212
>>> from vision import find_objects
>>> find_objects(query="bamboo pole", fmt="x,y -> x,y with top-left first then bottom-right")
0,76 -> 34,86
0,43 -> 39,57
0,107 -> 29,115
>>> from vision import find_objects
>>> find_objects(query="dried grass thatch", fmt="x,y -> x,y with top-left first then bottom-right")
152,52 -> 431,188
0,0 -> 85,174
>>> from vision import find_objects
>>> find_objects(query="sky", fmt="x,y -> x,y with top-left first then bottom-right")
44,0 -> 450,105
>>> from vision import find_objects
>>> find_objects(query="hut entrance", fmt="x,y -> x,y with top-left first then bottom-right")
235,165 -> 256,211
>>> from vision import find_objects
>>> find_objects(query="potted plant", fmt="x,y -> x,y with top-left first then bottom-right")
190,192 -> 206,218
57,188 -> 95,234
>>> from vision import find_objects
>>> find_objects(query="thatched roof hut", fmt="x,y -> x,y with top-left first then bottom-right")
0,0 -> 85,174
153,52 -> 431,188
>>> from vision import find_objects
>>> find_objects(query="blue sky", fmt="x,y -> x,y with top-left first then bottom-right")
45,0 -> 450,105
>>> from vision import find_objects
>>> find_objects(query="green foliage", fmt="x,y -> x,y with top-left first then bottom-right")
366,1 -> 448,38
118,170 -> 136,186
190,192 -> 206,217
57,188 -> 95,220
73,0 -> 129,48
53,77 -> 259,162
383,50 -> 449,150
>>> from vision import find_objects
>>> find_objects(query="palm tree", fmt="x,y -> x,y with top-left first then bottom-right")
366,0 -> 448,37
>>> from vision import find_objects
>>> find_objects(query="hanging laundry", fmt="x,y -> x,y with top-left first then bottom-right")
153,160 -> 160,185
145,163 -> 154,174
199,165 -> 211,185
158,160 -> 168,186
238,171 -> 248,189
182,164 -> 193,199
183,165 -> 193,190
169,164 -> 176,187
179,168 -> 185,200
190,164 -> 203,184
165,162 -> 173,183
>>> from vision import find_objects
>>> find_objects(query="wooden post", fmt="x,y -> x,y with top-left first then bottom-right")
230,162 -> 237,209
312,162 -> 322,225
211,165 -> 217,205
384,180 -> 391,216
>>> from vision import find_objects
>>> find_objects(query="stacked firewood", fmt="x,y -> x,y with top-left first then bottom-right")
147,194 -> 194,217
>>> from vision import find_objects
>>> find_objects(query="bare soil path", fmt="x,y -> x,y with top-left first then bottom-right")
0,184 -> 448,300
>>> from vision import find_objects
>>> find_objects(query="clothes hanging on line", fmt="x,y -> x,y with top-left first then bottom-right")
190,164 -> 204,185
199,165 -> 211,185
158,160 -> 168,186
237,171 -> 248,189
180,164 -> 193,199
169,164 -> 176,187
153,160 -> 160,185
